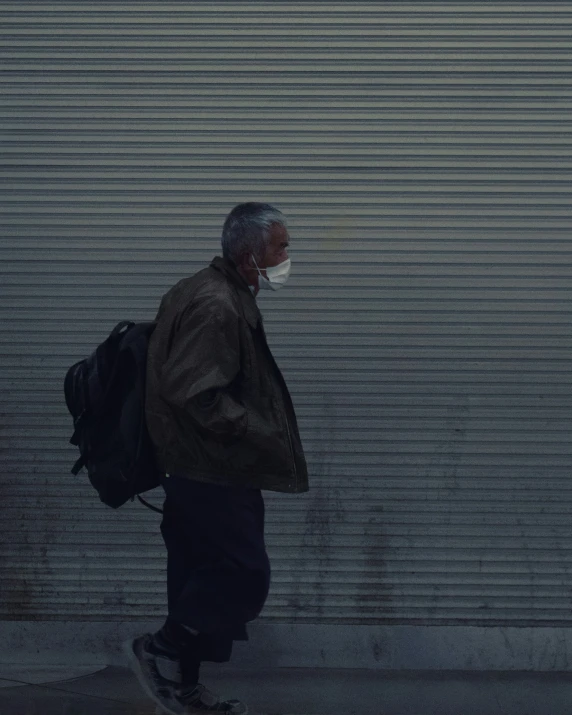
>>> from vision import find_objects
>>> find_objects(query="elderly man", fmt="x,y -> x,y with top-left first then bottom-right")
124,203 -> 309,714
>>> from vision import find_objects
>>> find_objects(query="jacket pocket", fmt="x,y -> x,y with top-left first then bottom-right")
237,395 -> 291,475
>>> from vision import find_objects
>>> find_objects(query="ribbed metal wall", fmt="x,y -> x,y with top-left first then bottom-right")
1,2 -> 571,625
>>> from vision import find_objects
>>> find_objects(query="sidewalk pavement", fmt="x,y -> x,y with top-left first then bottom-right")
0,662 -> 571,715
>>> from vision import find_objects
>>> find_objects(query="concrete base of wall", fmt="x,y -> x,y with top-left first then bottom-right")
1,621 -> 571,671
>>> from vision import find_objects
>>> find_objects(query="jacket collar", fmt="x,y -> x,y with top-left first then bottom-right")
210,256 -> 261,329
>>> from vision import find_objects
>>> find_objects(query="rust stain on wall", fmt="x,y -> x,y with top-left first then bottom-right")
289,392 -> 347,618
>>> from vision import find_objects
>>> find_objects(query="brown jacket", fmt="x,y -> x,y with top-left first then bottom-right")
145,256 -> 309,494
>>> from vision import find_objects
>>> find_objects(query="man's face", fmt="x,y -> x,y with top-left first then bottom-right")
262,223 -> 290,269
238,222 -> 290,295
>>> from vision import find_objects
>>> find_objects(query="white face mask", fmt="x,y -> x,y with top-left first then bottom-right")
252,255 -> 291,291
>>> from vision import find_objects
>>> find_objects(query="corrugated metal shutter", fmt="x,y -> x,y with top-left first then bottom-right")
1,2 -> 571,626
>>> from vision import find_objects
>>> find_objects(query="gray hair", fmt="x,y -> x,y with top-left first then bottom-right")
221,202 -> 287,265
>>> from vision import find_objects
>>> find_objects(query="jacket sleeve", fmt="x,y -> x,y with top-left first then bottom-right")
158,297 -> 247,442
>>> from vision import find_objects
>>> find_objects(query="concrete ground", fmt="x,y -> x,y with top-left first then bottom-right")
0,663 -> 572,715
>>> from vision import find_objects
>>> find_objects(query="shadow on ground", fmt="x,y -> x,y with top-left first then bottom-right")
0,664 -> 571,715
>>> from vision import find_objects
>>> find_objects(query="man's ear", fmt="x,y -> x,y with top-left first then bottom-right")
236,251 -> 249,270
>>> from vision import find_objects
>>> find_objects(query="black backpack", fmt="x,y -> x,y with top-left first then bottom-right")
64,320 -> 163,513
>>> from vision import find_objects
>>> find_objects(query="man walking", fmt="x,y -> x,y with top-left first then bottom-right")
124,203 -> 309,714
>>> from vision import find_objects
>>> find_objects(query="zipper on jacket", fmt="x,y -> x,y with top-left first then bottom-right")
259,318 -> 299,489
282,401 -> 298,488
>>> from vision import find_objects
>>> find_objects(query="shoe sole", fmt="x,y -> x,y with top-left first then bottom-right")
122,636 -> 181,715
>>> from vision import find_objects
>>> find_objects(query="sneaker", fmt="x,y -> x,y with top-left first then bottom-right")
123,633 -> 184,715
176,683 -> 248,714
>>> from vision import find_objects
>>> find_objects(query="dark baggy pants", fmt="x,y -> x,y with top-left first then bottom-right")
159,474 -> 271,674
